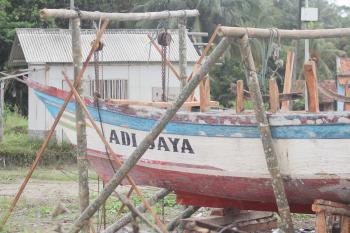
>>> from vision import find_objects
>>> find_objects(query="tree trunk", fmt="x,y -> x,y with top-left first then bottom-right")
72,17 -> 90,233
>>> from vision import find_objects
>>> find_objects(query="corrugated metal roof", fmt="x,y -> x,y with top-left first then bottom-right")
9,28 -> 200,66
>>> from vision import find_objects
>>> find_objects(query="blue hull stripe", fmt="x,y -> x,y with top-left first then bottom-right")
35,91 -> 350,139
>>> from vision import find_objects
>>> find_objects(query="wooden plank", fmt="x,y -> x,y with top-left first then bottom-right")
236,80 -> 244,113
345,81 -> 350,110
269,78 -> 280,113
281,51 -> 295,111
315,211 -> 327,233
106,99 -> 219,108
304,61 -> 319,112
200,78 -> 208,112
341,217 -> 350,233
312,204 -> 350,217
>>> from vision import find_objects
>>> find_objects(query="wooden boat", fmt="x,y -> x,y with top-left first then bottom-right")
28,79 -> 350,214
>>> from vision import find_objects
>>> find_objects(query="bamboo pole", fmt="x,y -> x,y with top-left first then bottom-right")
62,73 -> 169,233
179,17 -> 187,90
67,37 -> 232,233
304,60 -> 319,112
269,78 -> 280,113
72,17 -> 90,233
40,9 -> 199,21
281,51 -> 295,111
102,189 -> 171,233
218,26 -> 350,39
236,80 -> 244,113
239,34 -> 294,233
166,206 -> 200,231
0,21 -> 109,229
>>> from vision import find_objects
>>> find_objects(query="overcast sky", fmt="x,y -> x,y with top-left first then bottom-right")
329,0 -> 350,7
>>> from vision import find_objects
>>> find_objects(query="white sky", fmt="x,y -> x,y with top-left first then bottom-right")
329,0 -> 350,7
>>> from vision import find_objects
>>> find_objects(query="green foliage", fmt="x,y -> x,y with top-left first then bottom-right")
210,57 -> 245,107
0,109 -> 75,166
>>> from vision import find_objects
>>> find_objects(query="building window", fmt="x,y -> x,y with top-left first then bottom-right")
86,80 -> 128,99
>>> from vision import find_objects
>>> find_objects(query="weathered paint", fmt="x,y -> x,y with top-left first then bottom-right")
28,79 -> 350,213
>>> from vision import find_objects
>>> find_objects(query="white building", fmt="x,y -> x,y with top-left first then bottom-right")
8,28 -> 200,142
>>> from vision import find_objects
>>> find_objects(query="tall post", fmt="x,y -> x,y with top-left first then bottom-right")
69,0 -> 74,29
0,81 -> 4,143
178,17 -> 187,90
240,34 -> 294,233
72,17 -> 90,233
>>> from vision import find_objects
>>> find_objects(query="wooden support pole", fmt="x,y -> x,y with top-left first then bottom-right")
239,34 -> 294,233
72,17 -> 90,233
40,9 -> 199,21
166,206 -> 200,231
345,81 -> 350,111
218,26 -> 350,39
269,78 -> 280,113
0,21 -> 109,229
281,51 -> 295,111
199,78 -> 208,112
304,60 -> 319,112
63,73 -> 169,233
179,17 -> 187,90
205,76 -> 211,103
236,80 -> 244,113
102,189 -> 171,233
341,217 -> 350,233
315,211 -> 327,233
67,37 -> 232,233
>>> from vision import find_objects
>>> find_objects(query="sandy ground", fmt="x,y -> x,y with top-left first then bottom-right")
0,167 -> 316,233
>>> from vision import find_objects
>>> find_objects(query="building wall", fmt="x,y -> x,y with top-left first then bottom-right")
28,62 -> 196,143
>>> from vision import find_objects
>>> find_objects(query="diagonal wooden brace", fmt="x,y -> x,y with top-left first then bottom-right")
62,72 -> 169,233
0,20 -> 109,229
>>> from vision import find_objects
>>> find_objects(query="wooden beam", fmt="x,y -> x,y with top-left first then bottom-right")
67,38 -> 232,233
218,26 -> 350,39
304,61 -> 319,112
205,76 -> 211,104
239,34 -> 294,233
345,81 -> 350,110
269,78 -> 280,113
281,51 -> 295,111
315,211 -> 327,233
40,9 -> 199,21
341,217 -> 350,233
166,206 -> 200,231
236,80 -> 244,113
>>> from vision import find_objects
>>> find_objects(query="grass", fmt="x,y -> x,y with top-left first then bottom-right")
0,108 -> 75,167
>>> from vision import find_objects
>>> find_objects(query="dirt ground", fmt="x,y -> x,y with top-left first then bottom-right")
0,166 -> 315,233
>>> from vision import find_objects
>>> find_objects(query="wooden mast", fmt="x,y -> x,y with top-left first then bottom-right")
239,34 -> 294,233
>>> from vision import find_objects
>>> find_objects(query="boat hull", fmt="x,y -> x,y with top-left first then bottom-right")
28,79 -> 350,213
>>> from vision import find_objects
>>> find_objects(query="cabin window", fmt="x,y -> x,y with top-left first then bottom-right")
87,80 -> 128,99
